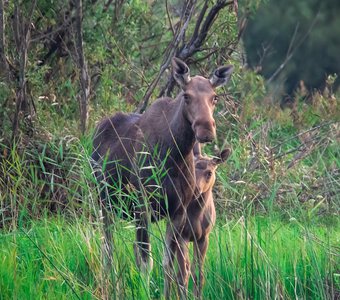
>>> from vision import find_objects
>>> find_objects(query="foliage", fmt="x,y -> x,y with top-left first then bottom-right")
243,0 -> 340,95
0,0 -> 339,299
0,73 -> 339,298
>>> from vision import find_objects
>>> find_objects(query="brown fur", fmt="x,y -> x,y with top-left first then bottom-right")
164,145 -> 231,299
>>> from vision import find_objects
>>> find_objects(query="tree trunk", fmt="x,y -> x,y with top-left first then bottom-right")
0,0 -> 9,76
11,1 -> 37,141
75,0 -> 90,135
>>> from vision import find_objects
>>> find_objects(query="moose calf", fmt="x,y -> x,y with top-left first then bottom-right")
164,144 -> 231,299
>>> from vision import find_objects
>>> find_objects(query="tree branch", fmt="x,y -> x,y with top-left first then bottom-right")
159,0 -> 233,97
137,0 -> 197,113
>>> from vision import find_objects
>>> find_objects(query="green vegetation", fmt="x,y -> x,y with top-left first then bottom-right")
1,215 -> 339,299
243,0 -> 340,94
1,90 -> 339,298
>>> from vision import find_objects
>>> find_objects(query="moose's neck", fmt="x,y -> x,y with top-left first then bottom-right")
139,94 -> 195,161
167,95 -> 195,158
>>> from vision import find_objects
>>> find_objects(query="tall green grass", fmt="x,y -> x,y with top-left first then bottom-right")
1,88 -> 339,299
0,215 -> 339,299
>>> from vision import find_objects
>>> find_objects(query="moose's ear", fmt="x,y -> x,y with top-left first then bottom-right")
210,65 -> 234,88
212,148 -> 231,165
172,57 -> 191,88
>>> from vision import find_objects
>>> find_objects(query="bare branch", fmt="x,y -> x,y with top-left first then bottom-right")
159,0 -> 233,97
271,121 -> 335,151
189,0 -> 209,46
137,0 -> 197,113
166,0 -> 175,36
267,10 -> 319,84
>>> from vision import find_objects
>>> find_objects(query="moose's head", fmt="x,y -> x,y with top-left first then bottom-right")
172,57 -> 234,143
193,145 -> 231,195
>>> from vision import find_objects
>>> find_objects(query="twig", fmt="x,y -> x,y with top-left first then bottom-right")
271,121 -> 335,151
0,0 -> 9,77
11,0 -> 37,141
75,0 -> 90,134
267,10 -> 320,84
165,0 -> 175,36
287,136 -> 328,169
189,0 -> 209,46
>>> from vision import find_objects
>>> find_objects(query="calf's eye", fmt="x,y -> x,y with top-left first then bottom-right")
206,171 -> 212,180
212,95 -> 219,105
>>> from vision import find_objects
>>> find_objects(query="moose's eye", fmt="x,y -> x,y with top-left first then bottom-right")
206,171 -> 213,180
212,95 -> 219,105
183,93 -> 190,104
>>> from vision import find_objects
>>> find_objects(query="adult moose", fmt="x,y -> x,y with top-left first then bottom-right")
92,58 -> 233,278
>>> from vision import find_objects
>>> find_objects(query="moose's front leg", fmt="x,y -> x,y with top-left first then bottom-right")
134,209 -> 153,276
163,223 -> 177,300
176,239 -> 190,299
163,207 -> 187,299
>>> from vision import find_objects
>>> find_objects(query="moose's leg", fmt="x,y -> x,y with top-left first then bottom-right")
193,236 -> 209,300
163,208 -> 186,299
163,223 -> 176,300
191,240 -> 198,296
176,239 -> 190,299
134,209 -> 153,275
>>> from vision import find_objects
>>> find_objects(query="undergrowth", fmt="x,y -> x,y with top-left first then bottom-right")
0,73 -> 339,299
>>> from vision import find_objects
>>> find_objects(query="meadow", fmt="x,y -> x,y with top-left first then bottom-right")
1,90 -> 339,299
0,212 -> 339,299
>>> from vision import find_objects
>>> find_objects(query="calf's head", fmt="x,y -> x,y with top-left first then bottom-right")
172,57 -> 234,143
194,147 -> 231,195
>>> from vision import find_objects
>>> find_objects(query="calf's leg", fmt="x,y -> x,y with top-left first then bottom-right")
193,236 -> 209,299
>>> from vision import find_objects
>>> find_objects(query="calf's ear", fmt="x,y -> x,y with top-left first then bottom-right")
220,148 -> 232,162
172,57 -> 191,88
212,148 -> 231,165
210,65 -> 234,88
